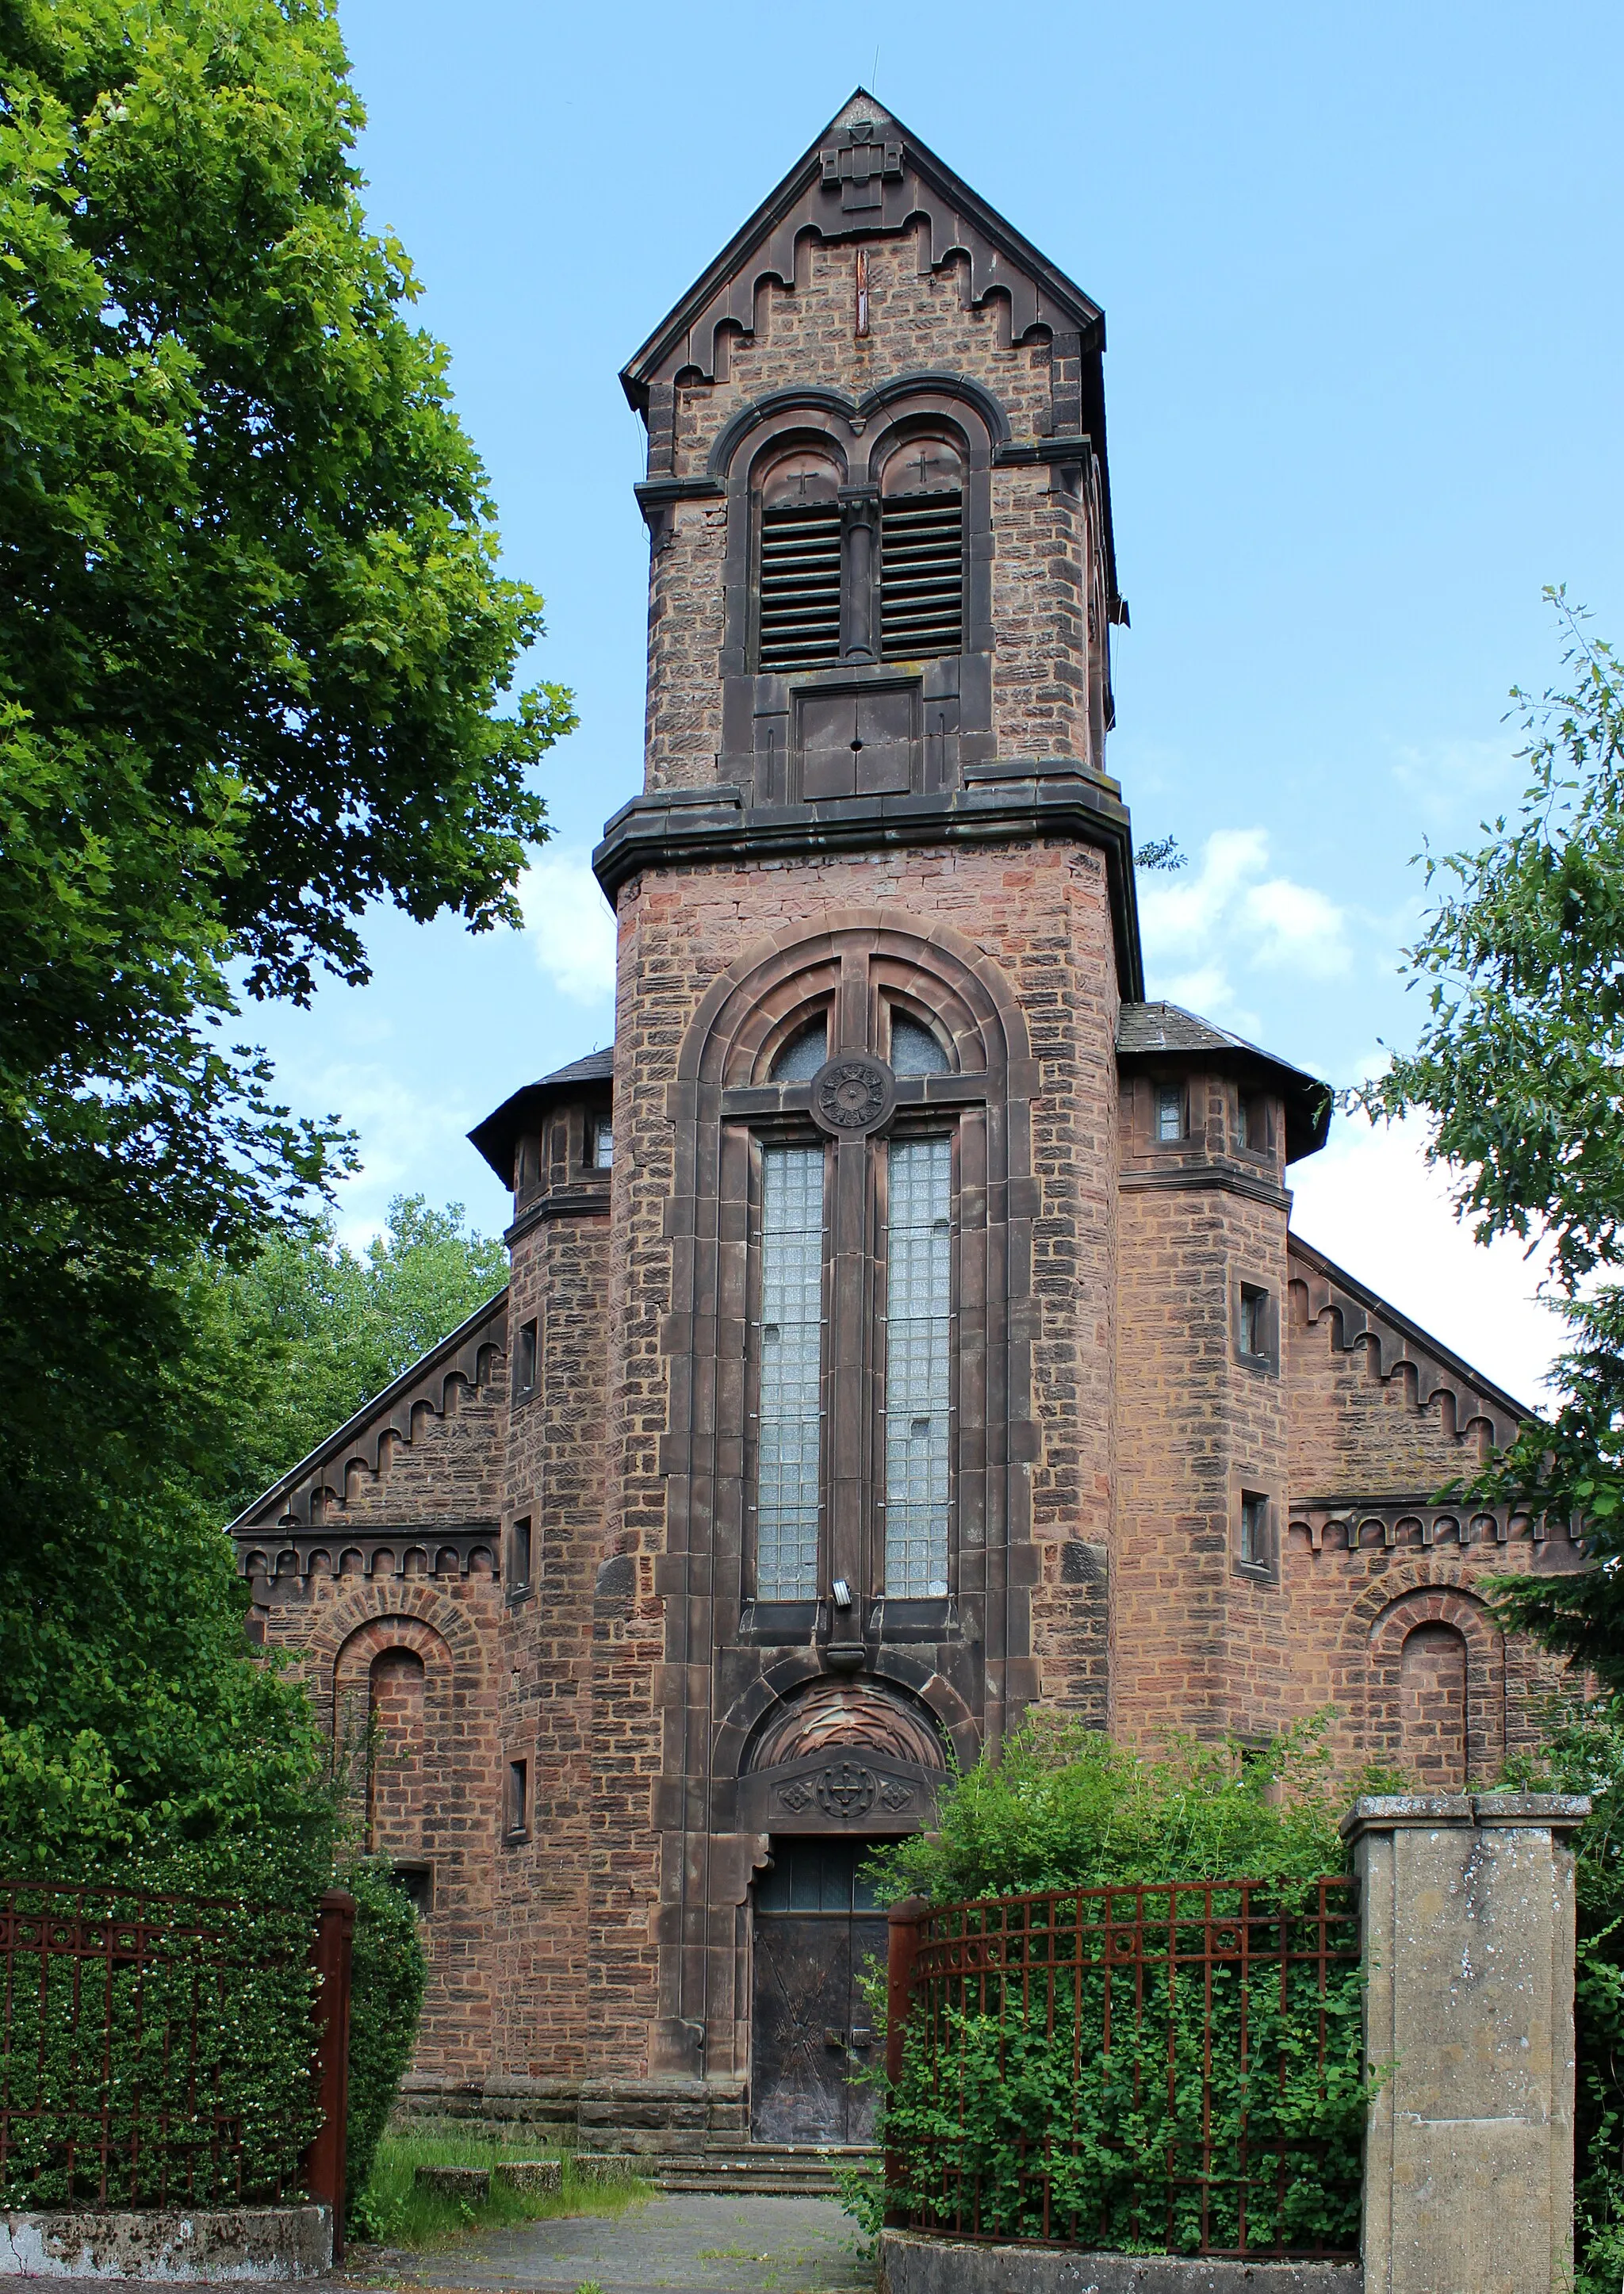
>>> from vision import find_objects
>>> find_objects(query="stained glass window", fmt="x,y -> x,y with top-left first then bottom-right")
756,1145 -> 825,1598
884,1137 -> 952,1597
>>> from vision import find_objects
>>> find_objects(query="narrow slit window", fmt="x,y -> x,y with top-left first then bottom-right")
1156,1085 -> 1183,1142
755,1144 -> 825,1599
884,1136 -> 952,1597
515,1319 -> 538,1400
1239,1285 -> 1267,1358
506,1759 -> 529,1839
757,454 -> 842,673
592,1118 -> 614,1170
880,439 -> 963,661
1239,1491 -> 1270,1570
508,1516 -> 532,1592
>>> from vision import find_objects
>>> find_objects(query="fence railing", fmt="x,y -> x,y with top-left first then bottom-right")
883,1876 -> 1363,2260
0,1878 -> 351,2234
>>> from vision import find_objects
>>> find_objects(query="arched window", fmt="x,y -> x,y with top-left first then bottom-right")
751,435 -> 965,673
756,450 -> 842,672
879,438 -> 963,660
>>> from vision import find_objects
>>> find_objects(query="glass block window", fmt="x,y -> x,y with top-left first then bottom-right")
884,1136 -> 952,1597
756,1145 -> 825,1598
1156,1085 -> 1183,1142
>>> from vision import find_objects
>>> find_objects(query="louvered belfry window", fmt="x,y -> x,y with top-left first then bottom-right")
757,452 -> 843,673
880,438 -> 963,660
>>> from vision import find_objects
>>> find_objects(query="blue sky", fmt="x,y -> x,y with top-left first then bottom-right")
246,0 -> 1624,1403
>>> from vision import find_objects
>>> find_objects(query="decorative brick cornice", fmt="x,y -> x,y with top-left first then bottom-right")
1119,1164 -> 1293,1213
1289,1498 -> 1580,1557
1288,1235 -> 1530,1447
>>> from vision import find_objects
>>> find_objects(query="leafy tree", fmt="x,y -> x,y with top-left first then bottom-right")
197,1193 -> 508,1516
1358,592 -> 1624,1681
0,0 -> 570,1886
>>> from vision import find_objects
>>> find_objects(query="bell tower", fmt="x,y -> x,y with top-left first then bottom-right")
585,91 -> 1140,2107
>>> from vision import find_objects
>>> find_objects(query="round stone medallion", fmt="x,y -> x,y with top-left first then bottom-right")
810,1051 -> 895,1136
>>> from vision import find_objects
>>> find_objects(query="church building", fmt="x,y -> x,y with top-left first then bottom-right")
233,96 -> 1577,2162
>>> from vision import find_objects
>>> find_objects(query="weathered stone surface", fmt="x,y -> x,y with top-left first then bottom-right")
1347,1794 -> 1587,2294
879,2231 -> 1361,2294
412,2166 -> 490,2200
0,2205 -> 332,2281
493,2161 -> 562,2195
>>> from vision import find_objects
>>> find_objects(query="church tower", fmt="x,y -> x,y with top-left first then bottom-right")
587,90 -> 1136,2114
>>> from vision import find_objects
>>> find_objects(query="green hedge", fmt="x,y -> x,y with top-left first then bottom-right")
344,1863 -> 427,2218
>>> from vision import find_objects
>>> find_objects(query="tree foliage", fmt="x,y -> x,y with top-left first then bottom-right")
196,1192 -> 508,1518
1358,592 -> 1624,1682
0,0 -> 565,1898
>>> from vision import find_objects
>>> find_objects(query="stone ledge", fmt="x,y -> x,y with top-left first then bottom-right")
0,2206 -> 331,2282
879,2231 -> 1361,2294
1339,1791 -> 1591,1844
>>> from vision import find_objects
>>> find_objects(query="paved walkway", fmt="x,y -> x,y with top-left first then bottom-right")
370,2193 -> 872,2294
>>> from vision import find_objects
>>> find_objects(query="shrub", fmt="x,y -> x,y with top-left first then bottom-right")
343,1863 -> 428,2221
858,1717 -> 1367,2258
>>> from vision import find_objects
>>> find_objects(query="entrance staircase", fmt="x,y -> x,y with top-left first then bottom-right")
574,2142 -> 875,2199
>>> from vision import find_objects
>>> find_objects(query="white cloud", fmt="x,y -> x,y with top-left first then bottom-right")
1290,1113 -> 1563,1409
1139,829 -> 1350,1021
522,846 -> 618,1006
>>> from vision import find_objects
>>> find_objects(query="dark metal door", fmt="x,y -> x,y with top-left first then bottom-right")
751,1838 -> 891,2144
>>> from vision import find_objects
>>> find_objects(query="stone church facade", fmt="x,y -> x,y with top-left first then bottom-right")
234,96 -> 1577,2150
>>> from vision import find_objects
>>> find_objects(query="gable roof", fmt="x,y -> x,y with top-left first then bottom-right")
1289,1231 -> 1533,1446
620,89 -> 1117,602
469,1047 -> 615,1186
1116,1001 -> 1333,1162
228,1288 -> 509,1534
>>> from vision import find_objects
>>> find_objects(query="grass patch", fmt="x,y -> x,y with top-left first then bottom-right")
353,2126 -> 650,2249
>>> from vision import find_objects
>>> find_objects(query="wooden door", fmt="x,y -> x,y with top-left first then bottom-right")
750,1837 -> 891,2145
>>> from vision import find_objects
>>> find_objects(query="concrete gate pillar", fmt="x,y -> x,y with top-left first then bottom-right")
1345,1792 -> 1590,2294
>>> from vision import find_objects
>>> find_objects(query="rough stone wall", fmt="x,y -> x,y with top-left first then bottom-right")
645,231 -> 1098,789
490,1149 -> 611,2081
1112,1073 -> 1293,1748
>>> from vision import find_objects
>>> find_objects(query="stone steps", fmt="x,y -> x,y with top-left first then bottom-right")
575,2144 -> 876,2199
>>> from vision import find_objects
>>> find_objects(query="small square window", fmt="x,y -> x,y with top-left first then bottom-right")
1155,1086 -> 1183,1143
1239,1491 -> 1270,1572
390,1862 -> 434,1918
515,1319 -> 538,1400
508,1516 -> 532,1594
1239,1285 -> 1267,1358
506,1759 -> 529,1840
592,1120 -> 614,1171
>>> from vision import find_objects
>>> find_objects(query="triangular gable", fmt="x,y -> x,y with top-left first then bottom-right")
620,91 -> 1113,588
228,1289 -> 509,1534
1289,1234 -> 1530,1451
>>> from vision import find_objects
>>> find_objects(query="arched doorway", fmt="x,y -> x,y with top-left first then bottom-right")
741,1681 -> 945,2144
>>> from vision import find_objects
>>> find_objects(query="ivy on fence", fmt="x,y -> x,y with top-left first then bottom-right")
0,1880 -> 321,2210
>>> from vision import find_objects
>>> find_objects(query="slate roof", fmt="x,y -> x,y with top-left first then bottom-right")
1116,1001 -> 1333,1162
468,1048 -> 615,1185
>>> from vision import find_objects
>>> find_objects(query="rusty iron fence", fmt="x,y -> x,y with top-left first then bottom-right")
883,1877 -> 1364,2259
0,1879 -> 352,2234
